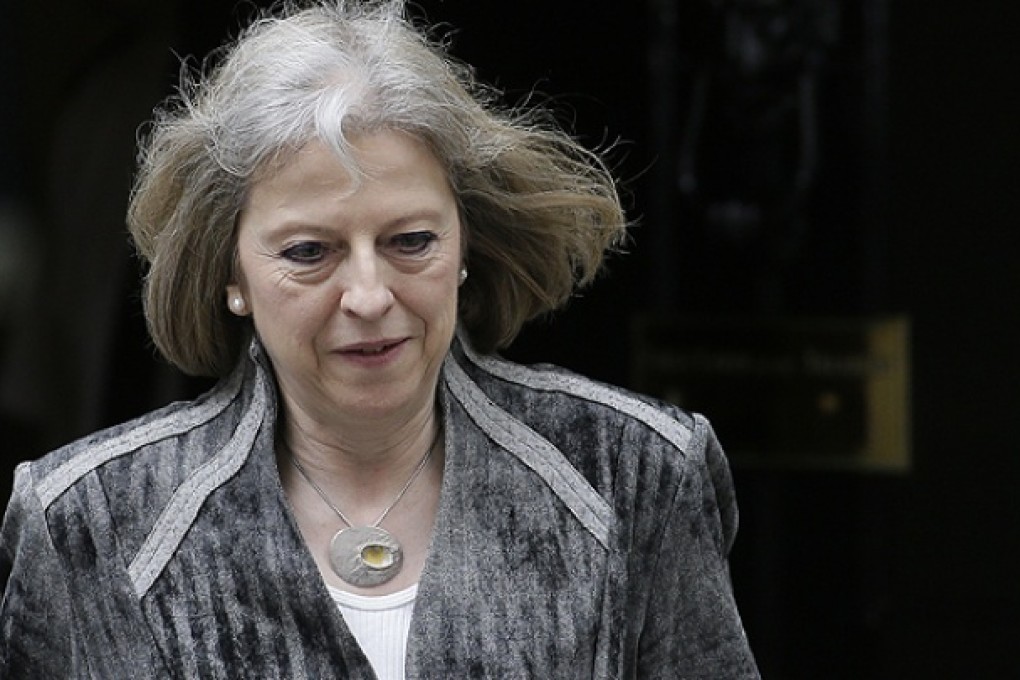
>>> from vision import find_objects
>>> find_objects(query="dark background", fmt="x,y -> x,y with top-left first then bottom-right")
1,1 -> 1018,677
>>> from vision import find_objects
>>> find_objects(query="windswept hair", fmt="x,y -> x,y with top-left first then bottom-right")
128,0 -> 627,377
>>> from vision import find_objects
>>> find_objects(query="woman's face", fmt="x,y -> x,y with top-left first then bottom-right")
228,130 -> 462,428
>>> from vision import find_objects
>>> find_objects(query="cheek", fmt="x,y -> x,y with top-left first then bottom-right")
240,251 -> 318,308
248,278 -> 336,343
421,279 -> 461,333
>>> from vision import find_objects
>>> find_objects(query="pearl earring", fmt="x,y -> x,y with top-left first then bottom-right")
458,267 -> 468,285
230,296 -> 245,313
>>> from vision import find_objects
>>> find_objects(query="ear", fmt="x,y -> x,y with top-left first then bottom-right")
226,284 -> 250,316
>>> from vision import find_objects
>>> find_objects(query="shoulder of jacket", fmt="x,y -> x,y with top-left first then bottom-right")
448,336 -> 702,455
25,363 -> 252,511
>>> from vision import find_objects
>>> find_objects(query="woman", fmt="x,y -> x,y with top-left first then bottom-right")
1,1 -> 759,677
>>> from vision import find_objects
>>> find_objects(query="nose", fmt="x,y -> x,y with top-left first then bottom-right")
338,251 -> 394,320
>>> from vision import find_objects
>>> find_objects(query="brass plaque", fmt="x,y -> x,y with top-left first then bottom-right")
632,317 -> 911,471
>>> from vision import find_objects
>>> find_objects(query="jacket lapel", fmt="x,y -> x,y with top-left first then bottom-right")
405,364 -> 610,679
136,355 -> 378,679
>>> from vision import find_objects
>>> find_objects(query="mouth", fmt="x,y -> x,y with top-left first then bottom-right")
339,339 -> 407,356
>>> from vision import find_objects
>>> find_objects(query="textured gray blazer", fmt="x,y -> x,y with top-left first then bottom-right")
1,337 -> 759,678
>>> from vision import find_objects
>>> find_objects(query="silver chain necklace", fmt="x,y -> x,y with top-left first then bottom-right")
289,430 -> 439,588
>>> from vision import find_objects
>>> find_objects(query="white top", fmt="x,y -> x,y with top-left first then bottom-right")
328,583 -> 418,680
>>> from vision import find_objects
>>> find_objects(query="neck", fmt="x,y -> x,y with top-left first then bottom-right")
283,385 -> 438,460
278,401 -> 441,520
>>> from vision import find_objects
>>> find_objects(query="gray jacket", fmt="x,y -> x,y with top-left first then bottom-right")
1,337 -> 759,678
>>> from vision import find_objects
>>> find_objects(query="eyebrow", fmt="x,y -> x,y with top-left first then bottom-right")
260,208 -> 453,240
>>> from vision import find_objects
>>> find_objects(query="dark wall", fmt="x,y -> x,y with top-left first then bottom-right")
1,1 -> 1018,677
881,2 -> 1020,677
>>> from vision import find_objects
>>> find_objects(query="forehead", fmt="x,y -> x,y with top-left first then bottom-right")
241,131 -> 459,229
256,127 -> 447,188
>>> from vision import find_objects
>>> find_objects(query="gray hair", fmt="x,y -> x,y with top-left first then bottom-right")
129,0 -> 627,377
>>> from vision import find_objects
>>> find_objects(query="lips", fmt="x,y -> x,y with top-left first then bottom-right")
337,338 -> 407,356
352,345 -> 391,355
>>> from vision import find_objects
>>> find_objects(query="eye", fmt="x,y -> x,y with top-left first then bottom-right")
280,242 -> 327,264
390,231 -> 437,256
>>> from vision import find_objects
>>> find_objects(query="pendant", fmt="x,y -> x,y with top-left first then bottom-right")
329,526 -> 403,587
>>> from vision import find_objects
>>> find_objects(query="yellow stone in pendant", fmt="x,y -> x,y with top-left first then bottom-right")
332,527 -> 402,586
361,544 -> 393,569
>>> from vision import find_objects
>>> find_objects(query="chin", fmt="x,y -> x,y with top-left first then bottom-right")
331,386 -> 430,423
